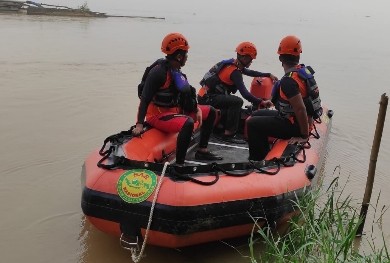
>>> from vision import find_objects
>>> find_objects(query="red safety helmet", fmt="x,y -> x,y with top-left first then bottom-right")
277,35 -> 302,56
161,33 -> 190,55
235,42 -> 257,59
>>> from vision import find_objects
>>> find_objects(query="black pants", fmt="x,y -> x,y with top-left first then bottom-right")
247,110 -> 301,161
175,107 -> 216,164
199,94 -> 243,133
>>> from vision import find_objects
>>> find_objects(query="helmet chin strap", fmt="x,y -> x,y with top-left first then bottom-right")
237,57 -> 250,69
168,57 -> 183,69
178,58 -> 185,67
173,53 -> 186,68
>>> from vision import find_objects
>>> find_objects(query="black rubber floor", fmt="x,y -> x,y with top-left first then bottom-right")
184,134 -> 250,165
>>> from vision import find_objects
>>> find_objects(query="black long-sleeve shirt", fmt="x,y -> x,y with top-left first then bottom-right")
230,68 -> 271,104
136,64 -> 167,124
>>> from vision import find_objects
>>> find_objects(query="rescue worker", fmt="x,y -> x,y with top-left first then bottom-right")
198,42 -> 277,144
132,32 -> 222,165
247,35 -> 322,161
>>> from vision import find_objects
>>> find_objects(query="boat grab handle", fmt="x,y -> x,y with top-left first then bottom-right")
120,234 -> 139,252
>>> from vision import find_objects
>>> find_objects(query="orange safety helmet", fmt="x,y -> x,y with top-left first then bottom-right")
277,35 -> 302,56
235,42 -> 257,59
161,33 -> 190,55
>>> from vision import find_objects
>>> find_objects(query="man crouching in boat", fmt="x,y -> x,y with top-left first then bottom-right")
247,35 -> 322,161
132,32 -> 223,165
197,42 -> 277,144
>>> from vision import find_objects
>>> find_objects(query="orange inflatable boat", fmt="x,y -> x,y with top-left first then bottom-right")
81,77 -> 333,249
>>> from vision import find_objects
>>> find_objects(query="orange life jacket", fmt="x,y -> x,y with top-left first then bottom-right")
274,64 -> 322,120
144,62 -> 181,118
279,70 -> 308,100
199,59 -> 237,95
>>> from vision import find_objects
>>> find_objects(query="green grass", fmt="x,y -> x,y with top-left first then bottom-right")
249,177 -> 390,263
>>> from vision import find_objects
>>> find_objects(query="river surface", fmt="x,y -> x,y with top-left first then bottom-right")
1,0 -> 389,262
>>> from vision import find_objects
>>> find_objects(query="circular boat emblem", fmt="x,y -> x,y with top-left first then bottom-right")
117,169 -> 158,203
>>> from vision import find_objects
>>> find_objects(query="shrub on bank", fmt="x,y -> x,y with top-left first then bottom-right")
249,177 -> 389,263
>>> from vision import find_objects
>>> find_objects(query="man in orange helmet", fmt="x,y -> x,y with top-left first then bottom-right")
247,35 -> 322,161
198,41 -> 277,144
132,32 -> 222,165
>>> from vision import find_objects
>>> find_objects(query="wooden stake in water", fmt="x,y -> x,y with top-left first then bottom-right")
356,93 -> 388,237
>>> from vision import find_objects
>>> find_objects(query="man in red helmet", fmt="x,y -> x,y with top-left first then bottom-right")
198,41 -> 277,144
132,33 -> 222,165
247,35 -> 322,161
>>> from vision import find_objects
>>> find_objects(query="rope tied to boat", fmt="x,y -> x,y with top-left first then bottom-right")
126,161 -> 170,263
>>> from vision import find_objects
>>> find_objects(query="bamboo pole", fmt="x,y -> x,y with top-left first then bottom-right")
356,93 -> 388,237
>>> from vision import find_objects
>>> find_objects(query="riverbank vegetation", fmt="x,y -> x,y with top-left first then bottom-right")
249,176 -> 389,263
77,2 -> 90,12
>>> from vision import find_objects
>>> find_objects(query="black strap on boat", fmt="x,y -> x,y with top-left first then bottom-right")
169,162 -> 254,185
314,116 -> 322,124
170,166 -> 220,186
109,158 -> 254,176
95,124 -> 319,184
253,142 -> 307,173
290,144 -> 307,163
99,128 -> 134,155
249,159 -> 281,175
97,151 -> 304,179
310,122 -> 320,139
97,150 -> 115,170
97,128 -> 136,170
97,155 -> 128,170
212,163 -> 253,177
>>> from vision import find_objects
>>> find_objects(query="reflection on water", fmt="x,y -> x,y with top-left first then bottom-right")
1,0 -> 390,262
78,216 -> 257,263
